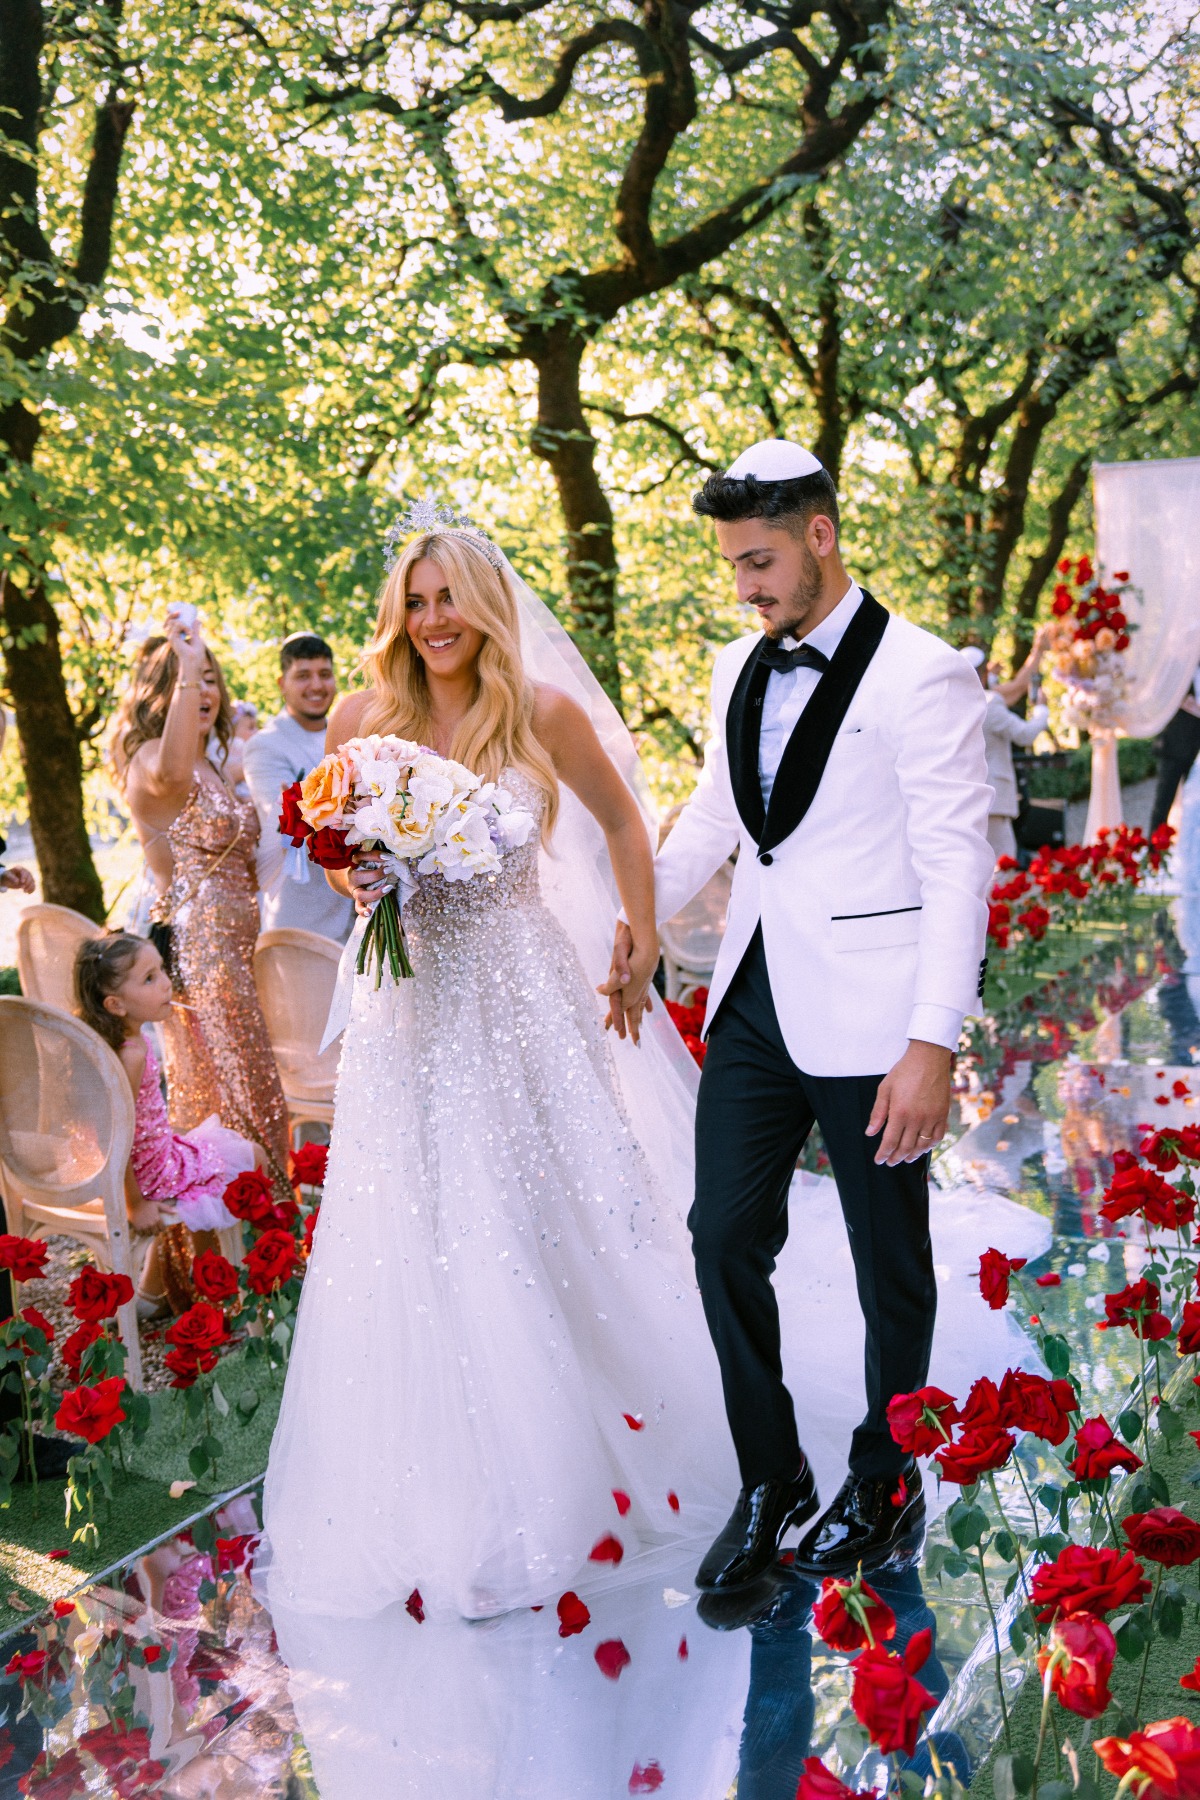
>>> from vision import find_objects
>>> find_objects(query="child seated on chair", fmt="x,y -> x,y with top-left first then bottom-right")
73,933 -> 263,1312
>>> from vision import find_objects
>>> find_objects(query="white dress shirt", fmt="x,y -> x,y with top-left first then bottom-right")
758,583 -> 863,807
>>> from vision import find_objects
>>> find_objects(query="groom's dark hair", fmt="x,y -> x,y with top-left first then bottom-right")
692,468 -> 840,540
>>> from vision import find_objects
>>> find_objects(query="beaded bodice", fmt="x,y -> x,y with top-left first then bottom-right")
406,769 -> 545,928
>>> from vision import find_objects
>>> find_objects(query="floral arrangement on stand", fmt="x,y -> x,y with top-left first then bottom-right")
987,824 -> 1173,961
0,1143 -> 326,1551
1044,556 -> 1134,736
799,1114 -> 1200,1800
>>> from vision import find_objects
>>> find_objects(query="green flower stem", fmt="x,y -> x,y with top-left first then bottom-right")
1030,1663 -> 1057,1800
1133,1562 -> 1164,1722
976,1544 -> 1012,1750
988,1471 -> 1031,1604
1102,1490 -> 1125,1555
18,1363 -> 37,1519
1012,1457 -> 1042,1548
1135,1328 -> 1154,1473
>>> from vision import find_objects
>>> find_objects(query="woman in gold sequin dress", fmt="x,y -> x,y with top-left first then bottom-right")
112,624 -> 290,1195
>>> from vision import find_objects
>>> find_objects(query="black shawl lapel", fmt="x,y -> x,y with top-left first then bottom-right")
760,591 -> 890,855
724,641 -> 770,842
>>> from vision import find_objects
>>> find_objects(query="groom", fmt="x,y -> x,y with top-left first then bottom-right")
608,440 -> 993,1590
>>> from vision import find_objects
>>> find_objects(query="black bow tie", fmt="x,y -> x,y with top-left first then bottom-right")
759,639 -> 830,675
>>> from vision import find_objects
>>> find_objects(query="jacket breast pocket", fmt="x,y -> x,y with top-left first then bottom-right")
830,905 -> 922,953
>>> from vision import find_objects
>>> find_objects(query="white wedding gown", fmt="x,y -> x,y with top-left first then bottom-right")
260,772 -> 1049,1625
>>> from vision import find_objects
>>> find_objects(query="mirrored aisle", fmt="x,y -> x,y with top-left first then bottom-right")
0,901 -> 1191,1799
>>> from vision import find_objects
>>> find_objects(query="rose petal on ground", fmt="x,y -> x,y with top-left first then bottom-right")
623,1413 -> 645,1431
595,1638 -> 632,1680
613,1489 -> 632,1516
667,1491 -> 680,1512
405,1588 -> 425,1623
557,1591 -> 591,1638
629,1762 -> 665,1793
678,1636 -> 689,1660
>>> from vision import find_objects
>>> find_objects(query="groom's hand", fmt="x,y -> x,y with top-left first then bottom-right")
867,1040 -> 953,1166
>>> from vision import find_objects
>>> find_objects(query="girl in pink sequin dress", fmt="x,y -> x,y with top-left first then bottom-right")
74,933 -> 261,1237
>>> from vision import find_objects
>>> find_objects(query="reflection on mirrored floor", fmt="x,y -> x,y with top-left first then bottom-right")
1,901 -> 1196,1797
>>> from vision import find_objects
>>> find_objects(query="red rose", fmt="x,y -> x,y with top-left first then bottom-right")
303,1205 -> 320,1255
887,1386 -> 960,1456
813,1572 -> 897,1651
1018,905 -> 1051,941
165,1303 -> 230,1358
61,1321 -> 103,1382
1181,1659 -> 1200,1695
5,1648 -> 47,1678
0,1234 -> 49,1282
797,1761 -> 882,1800
67,1265 -> 134,1324
1178,1302 -> 1200,1356
998,1370 -> 1077,1446
1069,1415 -> 1144,1481
278,781 -> 311,846
79,1719 -> 153,1772
959,1376 -> 1004,1431
850,1634 -> 937,1757
1029,1544 -> 1151,1623
1039,1612 -> 1115,1718
163,1346 -> 219,1389
290,1142 -> 328,1189
1100,1279 -> 1172,1340
54,1376 -> 126,1443
221,1169 -> 277,1227
1123,1509 -> 1200,1568
1102,1166 -> 1194,1232
191,1251 -> 240,1303
934,1424 -> 1016,1485
17,1306 -> 54,1356
1095,1718 -> 1200,1800
978,1248 -> 1027,1309
243,1229 -> 299,1296
1140,1131 -> 1182,1172
307,825 -> 355,871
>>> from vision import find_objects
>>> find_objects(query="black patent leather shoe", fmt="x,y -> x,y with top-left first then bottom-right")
794,1463 -> 925,1578
695,1462 -> 819,1593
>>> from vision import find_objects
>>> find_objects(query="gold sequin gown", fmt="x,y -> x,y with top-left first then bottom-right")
156,776 -> 290,1184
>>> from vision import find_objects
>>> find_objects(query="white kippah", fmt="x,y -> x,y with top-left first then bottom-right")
958,645 -> 987,669
726,439 -> 824,482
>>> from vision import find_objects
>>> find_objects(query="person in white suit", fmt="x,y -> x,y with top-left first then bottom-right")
607,440 -> 994,1593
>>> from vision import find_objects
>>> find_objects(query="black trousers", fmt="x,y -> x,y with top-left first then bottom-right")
690,929 -> 937,1489
1151,709 -> 1200,837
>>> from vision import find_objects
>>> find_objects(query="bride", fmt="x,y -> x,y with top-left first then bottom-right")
260,507 -> 1047,1624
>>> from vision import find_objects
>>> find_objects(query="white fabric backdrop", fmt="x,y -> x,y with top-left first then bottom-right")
1094,455 -> 1200,738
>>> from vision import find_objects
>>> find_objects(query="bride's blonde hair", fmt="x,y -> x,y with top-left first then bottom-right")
359,532 -> 559,839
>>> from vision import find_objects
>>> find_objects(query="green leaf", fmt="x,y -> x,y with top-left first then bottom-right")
948,1500 -> 990,1550
835,1722 -> 869,1768
201,1435 -> 223,1462
1159,1403 -> 1186,1445
1038,1782 -> 1073,1800
211,1382 -> 230,1418
1043,1334 -> 1071,1377
1116,1614 -> 1148,1661
1011,1753 -> 1036,1794
1159,1593 -> 1185,1640
1009,1618 -> 1027,1656
993,1753 -> 1016,1800
190,1515 -> 217,1556
236,1388 -> 259,1420
187,1445 -> 209,1479
994,1529 -> 1016,1561
1147,1469 -> 1171,1504
1118,1408 -> 1143,1443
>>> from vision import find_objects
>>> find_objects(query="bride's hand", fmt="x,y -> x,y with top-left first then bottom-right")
598,920 -> 657,1046
348,849 -> 394,917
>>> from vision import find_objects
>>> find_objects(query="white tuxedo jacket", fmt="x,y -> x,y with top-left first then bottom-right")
653,595 -> 994,1077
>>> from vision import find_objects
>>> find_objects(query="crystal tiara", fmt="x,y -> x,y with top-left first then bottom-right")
383,498 -> 505,573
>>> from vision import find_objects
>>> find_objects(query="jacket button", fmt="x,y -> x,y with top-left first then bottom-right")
760,851 -> 774,866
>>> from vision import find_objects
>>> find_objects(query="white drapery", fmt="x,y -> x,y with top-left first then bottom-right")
1083,456 -> 1200,838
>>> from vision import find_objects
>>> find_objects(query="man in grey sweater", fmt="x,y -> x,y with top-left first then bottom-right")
243,632 -> 355,943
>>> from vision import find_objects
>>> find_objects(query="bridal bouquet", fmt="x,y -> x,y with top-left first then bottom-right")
278,736 -> 536,985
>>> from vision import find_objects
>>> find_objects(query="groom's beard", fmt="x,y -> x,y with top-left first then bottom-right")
759,543 -> 825,641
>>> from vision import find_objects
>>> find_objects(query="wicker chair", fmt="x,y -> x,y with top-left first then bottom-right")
0,997 -> 144,1389
253,928 -> 342,1145
15,903 -> 101,1015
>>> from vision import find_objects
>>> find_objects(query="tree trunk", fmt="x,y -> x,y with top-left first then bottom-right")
529,327 -> 622,707
804,203 -> 845,484
1,567 -> 104,921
